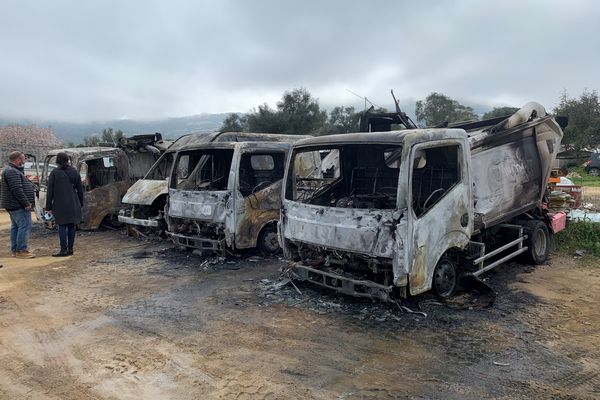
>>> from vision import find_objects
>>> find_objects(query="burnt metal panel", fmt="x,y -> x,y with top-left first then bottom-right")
122,180 -> 168,206
168,189 -> 230,222
282,200 -> 396,259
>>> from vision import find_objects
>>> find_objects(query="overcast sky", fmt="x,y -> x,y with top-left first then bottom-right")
1,0 -> 599,122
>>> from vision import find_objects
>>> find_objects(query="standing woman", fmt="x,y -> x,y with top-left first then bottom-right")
45,152 -> 84,257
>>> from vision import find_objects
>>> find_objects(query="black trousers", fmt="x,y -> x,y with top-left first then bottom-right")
58,223 -> 76,251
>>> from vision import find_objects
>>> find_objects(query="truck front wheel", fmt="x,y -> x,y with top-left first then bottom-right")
433,257 -> 457,298
524,220 -> 551,265
258,225 -> 280,255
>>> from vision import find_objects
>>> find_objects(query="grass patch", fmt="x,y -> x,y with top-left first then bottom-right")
565,166 -> 600,187
555,220 -> 600,257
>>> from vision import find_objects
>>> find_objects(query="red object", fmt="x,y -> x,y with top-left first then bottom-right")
548,211 -> 567,233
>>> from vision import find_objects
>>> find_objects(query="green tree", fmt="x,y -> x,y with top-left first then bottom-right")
277,88 -> 327,135
554,90 -> 600,151
101,128 -> 124,144
246,103 -> 285,133
482,106 -> 520,120
322,106 -> 360,135
219,113 -> 247,132
246,88 -> 327,135
415,92 -> 478,127
83,135 -> 100,147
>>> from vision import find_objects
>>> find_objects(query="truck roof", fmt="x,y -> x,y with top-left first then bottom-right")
169,132 -> 311,151
47,147 -> 122,156
292,129 -> 468,147
176,141 -> 294,152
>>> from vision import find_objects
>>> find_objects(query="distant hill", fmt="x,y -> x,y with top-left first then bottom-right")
0,113 -> 229,144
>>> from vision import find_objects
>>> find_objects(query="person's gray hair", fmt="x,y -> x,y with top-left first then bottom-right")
8,151 -> 23,162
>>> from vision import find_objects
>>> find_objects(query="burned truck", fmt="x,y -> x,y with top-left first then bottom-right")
119,132 -> 309,237
165,134 -> 309,254
280,102 -> 566,300
37,134 -> 169,230
118,133 -> 206,235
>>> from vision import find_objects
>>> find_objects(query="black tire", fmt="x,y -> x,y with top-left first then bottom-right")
257,225 -> 280,255
102,213 -> 125,228
588,167 -> 600,177
433,257 -> 458,298
524,220 -> 551,265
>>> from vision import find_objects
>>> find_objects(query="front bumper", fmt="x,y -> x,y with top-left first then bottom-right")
118,215 -> 160,227
169,232 -> 226,252
292,263 -> 395,302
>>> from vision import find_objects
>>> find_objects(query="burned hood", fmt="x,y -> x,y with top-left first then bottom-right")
122,179 -> 168,206
281,200 -> 397,259
168,189 -> 230,222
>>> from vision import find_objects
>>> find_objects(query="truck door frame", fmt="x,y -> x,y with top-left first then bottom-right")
404,138 -> 473,295
231,147 -> 287,249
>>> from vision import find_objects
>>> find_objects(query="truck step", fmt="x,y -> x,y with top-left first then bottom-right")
469,224 -> 528,277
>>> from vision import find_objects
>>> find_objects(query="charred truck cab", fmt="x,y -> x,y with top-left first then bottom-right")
37,134 -> 168,230
119,132 -> 309,237
118,134 -> 201,235
280,103 -> 566,300
165,134 -> 309,254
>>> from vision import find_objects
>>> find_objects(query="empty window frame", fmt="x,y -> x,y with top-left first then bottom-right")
83,157 -> 121,190
146,152 -> 174,180
238,152 -> 285,196
287,144 -> 401,209
411,144 -> 461,217
173,149 -> 234,191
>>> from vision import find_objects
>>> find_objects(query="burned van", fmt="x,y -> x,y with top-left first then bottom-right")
119,132 -> 308,237
37,134 -> 168,230
280,103 -> 565,300
166,135 -> 309,254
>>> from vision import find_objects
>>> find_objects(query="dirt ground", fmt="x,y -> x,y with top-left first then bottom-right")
0,211 -> 599,399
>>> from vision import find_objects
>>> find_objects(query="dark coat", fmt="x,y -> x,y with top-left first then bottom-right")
1,163 -> 36,210
46,165 -> 84,225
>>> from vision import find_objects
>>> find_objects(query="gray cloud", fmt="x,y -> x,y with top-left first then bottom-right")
1,0 -> 599,121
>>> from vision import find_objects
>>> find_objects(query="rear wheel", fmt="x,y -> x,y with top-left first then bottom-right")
257,225 -> 280,255
524,220 -> 551,264
433,257 -> 457,298
588,167 -> 600,176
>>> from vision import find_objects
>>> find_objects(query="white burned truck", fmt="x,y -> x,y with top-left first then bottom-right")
279,103 -> 566,300
119,132 -> 309,239
163,133 -> 310,254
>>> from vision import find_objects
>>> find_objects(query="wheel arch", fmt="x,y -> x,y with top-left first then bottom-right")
409,229 -> 470,296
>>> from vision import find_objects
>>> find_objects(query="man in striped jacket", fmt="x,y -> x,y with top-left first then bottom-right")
1,151 -> 36,258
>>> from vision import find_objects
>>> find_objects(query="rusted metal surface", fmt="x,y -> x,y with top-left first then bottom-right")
37,136 -> 164,230
81,181 -> 131,230
280,102 -> 564,299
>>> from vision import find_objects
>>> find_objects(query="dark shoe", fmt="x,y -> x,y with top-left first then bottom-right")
52,251 -> 69,257
67,248 -> 73,256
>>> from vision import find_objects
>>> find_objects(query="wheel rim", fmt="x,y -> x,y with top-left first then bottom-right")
533,229 -> 547,257
590,168 -> 600,176
434,260 -> 457,298
261,231 -> 279,253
